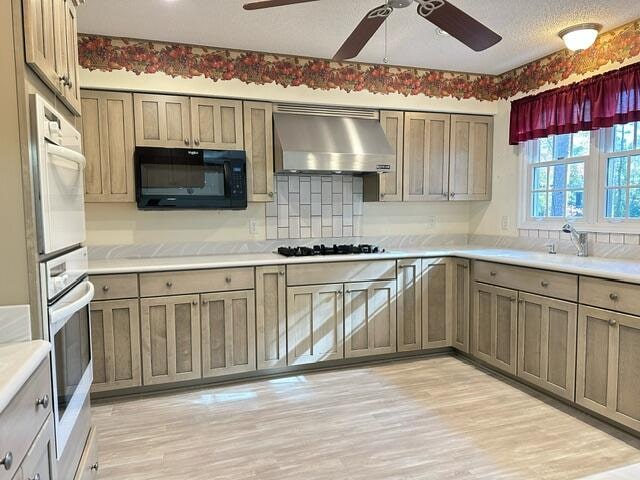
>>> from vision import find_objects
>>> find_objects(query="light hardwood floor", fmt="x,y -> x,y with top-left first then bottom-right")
92,355 -> 640,480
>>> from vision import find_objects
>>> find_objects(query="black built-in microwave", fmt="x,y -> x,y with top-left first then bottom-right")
135,147 -> 247,209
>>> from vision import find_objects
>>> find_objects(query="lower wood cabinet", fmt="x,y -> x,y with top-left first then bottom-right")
73,427 -> 99,480
344,280 -> 397,358
472,282 -> 518,375
20,417 -> 56,480
287,284 -> 344,365
255,266 -> 287,369
576,306 -> 640,431
201,290 -> 256,377
451,258 -> 470,352
140,295 -> 201,385
397,259 -> 422,351
421,258 -> 450,348
517,293 -> 577,400
90,299 -> 142,392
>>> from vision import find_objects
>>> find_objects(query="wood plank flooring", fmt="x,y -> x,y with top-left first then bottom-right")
92,355 -> 640,480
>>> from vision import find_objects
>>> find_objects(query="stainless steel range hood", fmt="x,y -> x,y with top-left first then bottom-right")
273,112 -> 395,174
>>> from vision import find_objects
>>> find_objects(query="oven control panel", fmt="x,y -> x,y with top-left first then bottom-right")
42,247 -> 88,301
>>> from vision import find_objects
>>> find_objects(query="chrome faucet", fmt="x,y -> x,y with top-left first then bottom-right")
562,223 -> 588,257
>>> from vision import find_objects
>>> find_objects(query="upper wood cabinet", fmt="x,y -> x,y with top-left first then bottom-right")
449,115 -> 493,201
190,97 -> 243,150
363,110 -> 404,202
576,305 -> 640,431
421,258 -> 450,349
344,280 -> 397,358
134,93 -> 191,148
287,284 -> 344,365
81,90 -> 135,202
255,266 -> 287,369
23,0 -> 81,115
397,258 -> 422,351
243,101 -> 274,202
403,112 -> 450,202
517,292 -> 577,400
450,258 -> 470,353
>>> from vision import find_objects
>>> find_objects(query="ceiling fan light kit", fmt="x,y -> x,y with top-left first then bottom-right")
243,0 -> 502,61
558,23 -> 602,52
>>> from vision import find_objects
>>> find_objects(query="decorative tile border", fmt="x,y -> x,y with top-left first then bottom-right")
77,20 -> 640,101
266,174 -> 363,240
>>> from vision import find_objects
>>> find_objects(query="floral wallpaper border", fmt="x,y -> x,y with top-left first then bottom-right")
78,20 -> 640,101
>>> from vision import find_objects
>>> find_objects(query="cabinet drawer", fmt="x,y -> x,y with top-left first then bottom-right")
140,268 -> 254,297
286,260 -> 396,286
73,427 -> 99,480
90,274 -> 139,300
579,276 -> 640,316
0,361 -> 51,480
474,261 -> 577,301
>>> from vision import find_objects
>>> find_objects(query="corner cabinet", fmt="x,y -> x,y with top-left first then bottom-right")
81,90 -> 136,202
449,115 -> 493,201
244,101 -> 275,202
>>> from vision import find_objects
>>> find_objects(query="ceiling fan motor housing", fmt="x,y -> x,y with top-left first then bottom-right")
387,0 -> 414,8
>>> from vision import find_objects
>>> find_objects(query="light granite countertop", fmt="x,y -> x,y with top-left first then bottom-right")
89,247 -> 640,284
0,340 -> 50,414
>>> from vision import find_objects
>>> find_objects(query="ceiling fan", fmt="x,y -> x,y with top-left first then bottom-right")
243,0 -> 502,61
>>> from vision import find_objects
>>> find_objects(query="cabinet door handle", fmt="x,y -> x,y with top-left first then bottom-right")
184,139 -> 190,146
268,191 -> 274,198
442,192 -> 448,198
90,462 -> 99,471
0,451 -> 12,471
225,276 -> 232,284
278,270 -> 285,276
518,299 -> 524,304
510,297 -> 517,302
345,289 -> 351,293
192,300 -> 198,306
102,285 -> 110,292
336,290 -> 342,296
608,319 -> 617,326
166,281 -> 173,288
201,299 -> 208,305
35,394 -> 49,409
194,139 -> 200,146
609,292 -> 619,301
450,192 -> 456,198
490,271 -> 497,276
540,281 -> 549,287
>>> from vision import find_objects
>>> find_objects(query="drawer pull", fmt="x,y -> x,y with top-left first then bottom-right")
540,281 -> 549,287
609,292 -> 619,301
490,271 -> 497,276
27,474 -> 41,480
90,462 -> 99,471
0,451 -> 12,471
35,394 -> 49,409
102,285 -> 109,292
166,281 -> 173,288
225,276 -> 232,284
608,319 -> 617,326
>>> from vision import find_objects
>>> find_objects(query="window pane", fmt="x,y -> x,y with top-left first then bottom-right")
567,190 -> 584,217
538,137 -> 553,163
607,157 -> 628,186
630,188 -> 640,218
606,188 -> 628,218
549,191 -> 565,217
613,122 -> 635,152
571,131 -> 590,157
532,167 -> 548,190
567,162 -> 584,188
636,122 -> 640,150
630,155 -> 640,186
549,164 -> 567,190
553,134 -> 570,160
532,192 -> 547,217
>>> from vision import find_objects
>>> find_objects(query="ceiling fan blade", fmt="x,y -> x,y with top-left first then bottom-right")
416,0 -> 501,51
244,0 -> 320,11
333,4 -> 392,61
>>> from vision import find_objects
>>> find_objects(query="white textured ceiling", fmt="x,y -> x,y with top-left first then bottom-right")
77,0 -> 640,74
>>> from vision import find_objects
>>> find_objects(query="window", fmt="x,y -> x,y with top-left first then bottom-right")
519,121 -> 640,232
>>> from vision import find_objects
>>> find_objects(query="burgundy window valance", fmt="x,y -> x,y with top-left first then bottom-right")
509,61 -> 640,145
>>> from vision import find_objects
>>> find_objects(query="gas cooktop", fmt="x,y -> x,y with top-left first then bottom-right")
277,244 -> 384,257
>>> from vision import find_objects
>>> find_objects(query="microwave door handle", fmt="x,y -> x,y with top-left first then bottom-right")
49,282 -> 95,329
223,161 -> 232,197
47,143 -> 87,169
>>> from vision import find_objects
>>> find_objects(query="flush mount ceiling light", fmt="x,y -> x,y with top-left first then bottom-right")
558,23 -> 602,52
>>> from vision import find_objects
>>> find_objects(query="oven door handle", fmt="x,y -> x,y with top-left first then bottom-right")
47,143 -> 87,169
49,281 -> 94,328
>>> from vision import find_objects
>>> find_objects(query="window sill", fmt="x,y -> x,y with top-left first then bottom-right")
519,219 -> 640,234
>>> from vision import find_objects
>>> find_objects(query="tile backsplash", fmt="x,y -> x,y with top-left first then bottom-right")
266,174 -> 363,240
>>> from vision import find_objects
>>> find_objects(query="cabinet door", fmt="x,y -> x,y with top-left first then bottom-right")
201,290 -> 256,377
81,90 -> 135,202
576,306 -> 640,431
191,97 -> 243,150
23,0 -> 61,92
256,266 -> 287,369
402,112 -> 450,202
449,115 -> 493,201
380,110 -> 404,201
21,417 -> 56,480
90,299 -> 142,392
134,93 -> 191,147
397,259 -> 422,351
140,294 -> 201,385
59,0 -> 81,114
244,101 -> 274,202
421,258 -> 450,348
473,282 -> 518,374
287,284 -> 344,365
344,280 -> 397,358
73,427 -> 99,480
451,258 -> 470,353
517,293 -> 577,400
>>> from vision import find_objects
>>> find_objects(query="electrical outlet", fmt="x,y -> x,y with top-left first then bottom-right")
501,216 -> 509,230
425,216 -> 436,230
249,219 -> 258,235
